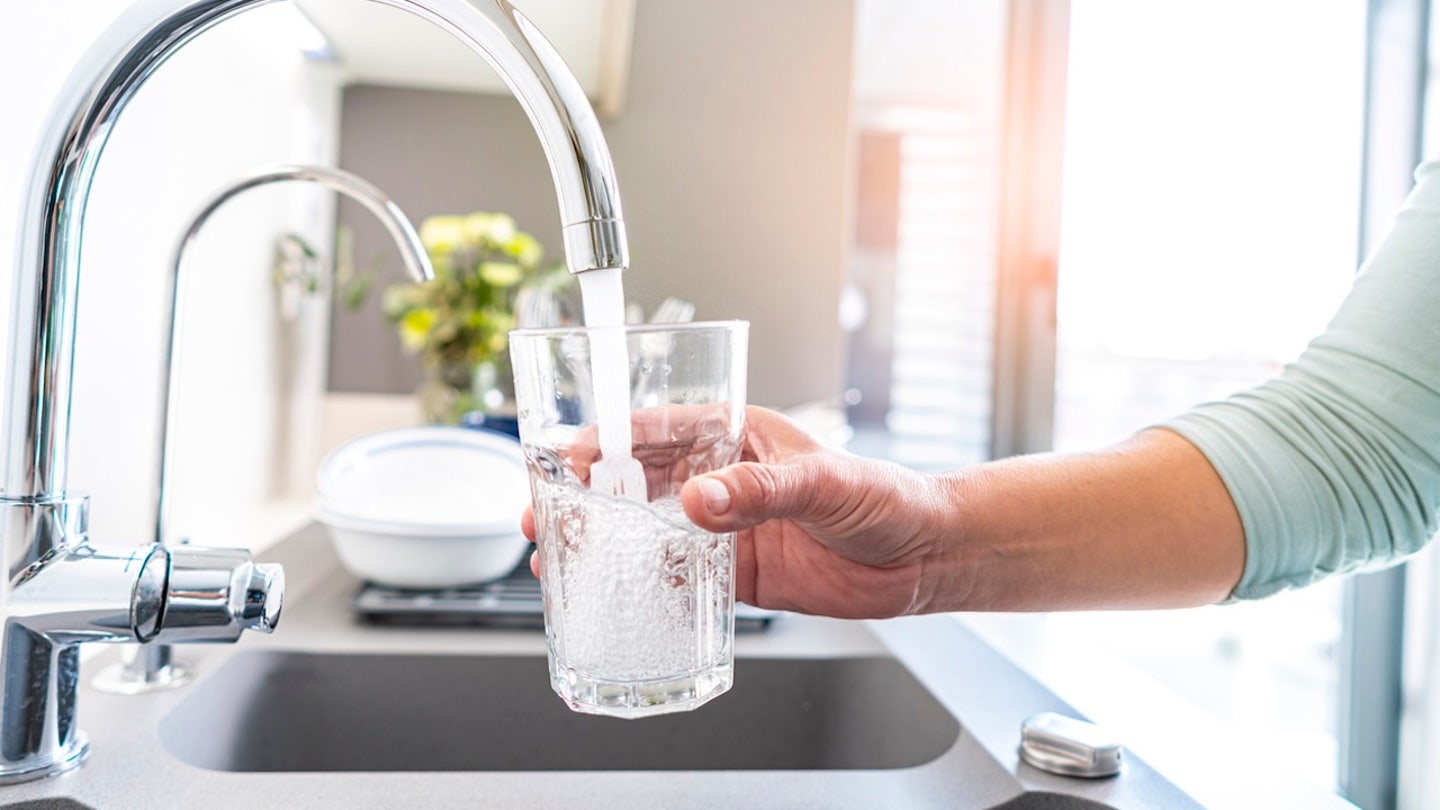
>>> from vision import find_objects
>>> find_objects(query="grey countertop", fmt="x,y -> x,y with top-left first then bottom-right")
0,524 -> 1351,809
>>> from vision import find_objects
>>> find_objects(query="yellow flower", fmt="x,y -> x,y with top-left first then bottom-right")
487,322 -> 513,354
464,212 -> 516,248
505,231 -> 544,267
399,308 -> 436,352
419,216 -> 467,254
381,210 -> 560,375
479,261 -> 524,288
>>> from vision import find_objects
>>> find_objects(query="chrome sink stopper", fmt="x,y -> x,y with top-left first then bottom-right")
1020,711 -> 1124,778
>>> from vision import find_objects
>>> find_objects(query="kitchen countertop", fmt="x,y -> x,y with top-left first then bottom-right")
960,613 -> 1360,810
0,523 -> 1355,809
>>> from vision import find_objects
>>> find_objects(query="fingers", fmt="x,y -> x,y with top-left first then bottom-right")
737,405 -> 825,463
535,405 -> 826,573
522,508 -> 542,578
551,403 -> 740,487
682,457 -> 836,533
521,505 -> 536,541
680,407 -> 835,532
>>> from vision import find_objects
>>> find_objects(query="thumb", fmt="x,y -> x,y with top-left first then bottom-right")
682,459 -> 833,532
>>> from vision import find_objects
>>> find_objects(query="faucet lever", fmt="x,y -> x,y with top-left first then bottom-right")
159,547 -> 283,642
92,546 -> 284,697
0,529 -> 283,781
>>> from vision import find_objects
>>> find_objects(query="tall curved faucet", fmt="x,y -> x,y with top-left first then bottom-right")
154,165 -> 434,553
92,164 -> 433,695
1,0 -> 628,784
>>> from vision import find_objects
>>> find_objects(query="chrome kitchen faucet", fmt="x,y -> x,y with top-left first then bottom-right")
1,0 -> 628,784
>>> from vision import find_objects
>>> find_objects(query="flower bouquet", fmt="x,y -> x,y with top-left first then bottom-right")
383,211 -> 558,424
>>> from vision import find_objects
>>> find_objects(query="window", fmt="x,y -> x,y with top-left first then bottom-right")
845,0 -> 1008,468
1051,0 -> 1365,794
845,0 -> 1369,797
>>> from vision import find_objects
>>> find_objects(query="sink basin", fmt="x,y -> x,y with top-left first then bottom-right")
0,524 -> 1338,809
159,651 -> 960,772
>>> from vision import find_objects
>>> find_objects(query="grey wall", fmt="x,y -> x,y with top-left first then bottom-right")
329,0 -> 854,409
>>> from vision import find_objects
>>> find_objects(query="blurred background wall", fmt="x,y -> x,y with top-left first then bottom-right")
327,0 -> 855,410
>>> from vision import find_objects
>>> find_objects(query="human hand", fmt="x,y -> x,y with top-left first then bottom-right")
544,402 -> 739,501
681,406 -> 950,618
521,406 -> 950,619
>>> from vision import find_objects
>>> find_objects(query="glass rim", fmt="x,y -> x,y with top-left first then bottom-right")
508,319 -> 748,339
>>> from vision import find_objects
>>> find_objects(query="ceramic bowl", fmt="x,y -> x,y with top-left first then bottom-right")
314,426 -> 531,588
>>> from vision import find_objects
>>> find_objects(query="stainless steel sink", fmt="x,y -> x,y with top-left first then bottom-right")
159,652 -> 960,772
0,524 -> 1343,809
152,646 -> 1128,809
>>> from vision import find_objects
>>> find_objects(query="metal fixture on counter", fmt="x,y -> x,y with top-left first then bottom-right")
1,513 -> 283,783
2,0 -> 629,784
1019,711 -> 1125,778
92,165 -> 432,695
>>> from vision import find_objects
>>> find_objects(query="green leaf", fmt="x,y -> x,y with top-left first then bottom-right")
341,274 -> 374,311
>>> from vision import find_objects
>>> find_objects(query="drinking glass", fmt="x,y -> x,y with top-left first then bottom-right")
509,321 -> 748,718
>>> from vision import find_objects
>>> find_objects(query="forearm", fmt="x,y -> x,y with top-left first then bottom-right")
924,428 -> 1245,612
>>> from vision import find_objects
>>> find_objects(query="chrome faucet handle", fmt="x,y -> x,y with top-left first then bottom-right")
90,541 -> 283,694
92,545 -> 282,694
240,560 -> 284,634
156,548 -> 284,643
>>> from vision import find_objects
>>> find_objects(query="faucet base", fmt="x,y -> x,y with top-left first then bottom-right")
0,735 -> 88,785
92,645 -> 192,695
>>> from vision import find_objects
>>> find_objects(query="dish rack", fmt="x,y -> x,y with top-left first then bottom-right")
352,561 -> 779,631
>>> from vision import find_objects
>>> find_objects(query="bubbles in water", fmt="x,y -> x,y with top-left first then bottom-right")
535,483 -> 733,681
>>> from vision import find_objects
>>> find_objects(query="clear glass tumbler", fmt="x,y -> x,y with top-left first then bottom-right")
509,321 -> 749,718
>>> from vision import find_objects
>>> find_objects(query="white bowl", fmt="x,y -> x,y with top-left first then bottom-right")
316,512 -> 529,589
314,426 -> 531,588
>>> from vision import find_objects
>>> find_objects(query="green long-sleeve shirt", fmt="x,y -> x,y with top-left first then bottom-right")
1162,159 -> 1440,600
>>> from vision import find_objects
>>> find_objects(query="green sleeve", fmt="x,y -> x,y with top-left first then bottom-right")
1161,160 -> 1440,600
